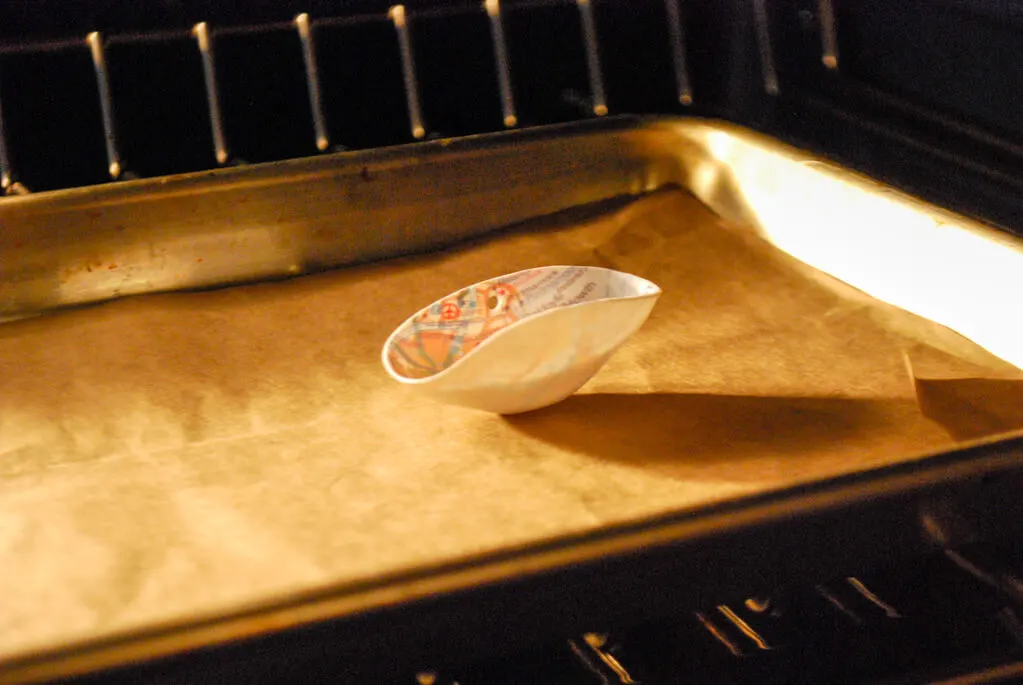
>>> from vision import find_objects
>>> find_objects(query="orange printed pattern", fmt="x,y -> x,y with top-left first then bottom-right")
387,267 -> 606,380
390,281 -> 525,378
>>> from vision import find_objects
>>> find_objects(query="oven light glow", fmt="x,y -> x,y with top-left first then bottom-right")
704,131 -> 1023,369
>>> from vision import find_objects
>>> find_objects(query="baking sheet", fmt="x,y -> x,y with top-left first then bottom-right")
0,188 -> 1020,663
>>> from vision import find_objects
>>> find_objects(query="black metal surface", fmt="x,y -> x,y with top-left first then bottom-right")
591,0 -> 680,114
0,0 -> 1020,236
313,16 -> 412,150
838,0 -> 1022,142
105,34 -> 217,177
213,26 -> 318,164
502,0 -> 593,126
412,6 -> 504,136
750,0 -> 1023,236
0,45 -> 108,190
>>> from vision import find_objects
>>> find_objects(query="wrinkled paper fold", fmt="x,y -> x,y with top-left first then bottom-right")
905,347 -> 1023,441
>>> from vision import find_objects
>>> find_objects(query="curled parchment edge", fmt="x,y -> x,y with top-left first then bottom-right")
904,349 -> 1023,442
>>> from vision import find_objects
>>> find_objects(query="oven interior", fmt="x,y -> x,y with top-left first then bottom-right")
1,0 -> 1020,231
1,1 -> 1022,683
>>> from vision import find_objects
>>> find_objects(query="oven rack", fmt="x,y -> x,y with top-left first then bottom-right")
0,0 -> 844,196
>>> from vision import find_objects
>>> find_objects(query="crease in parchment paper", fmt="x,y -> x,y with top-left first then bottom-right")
0,188 -> 1017,662
904,345 -> 1023,441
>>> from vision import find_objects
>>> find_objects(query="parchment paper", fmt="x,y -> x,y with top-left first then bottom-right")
0,189 -> 1018,661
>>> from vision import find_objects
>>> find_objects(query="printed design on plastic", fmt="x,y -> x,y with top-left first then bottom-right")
388,267 -> 606,379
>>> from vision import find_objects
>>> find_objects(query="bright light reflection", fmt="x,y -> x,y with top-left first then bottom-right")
704,131 -> 1023,369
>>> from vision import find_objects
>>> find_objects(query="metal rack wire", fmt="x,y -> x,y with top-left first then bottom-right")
399,545 -> 1023,684
0,0 -> 843,196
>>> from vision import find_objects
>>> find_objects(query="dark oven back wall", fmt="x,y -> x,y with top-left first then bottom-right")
0,0 -> 707,190
0,0 -> 1020,234
714,0 -> 1023,235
